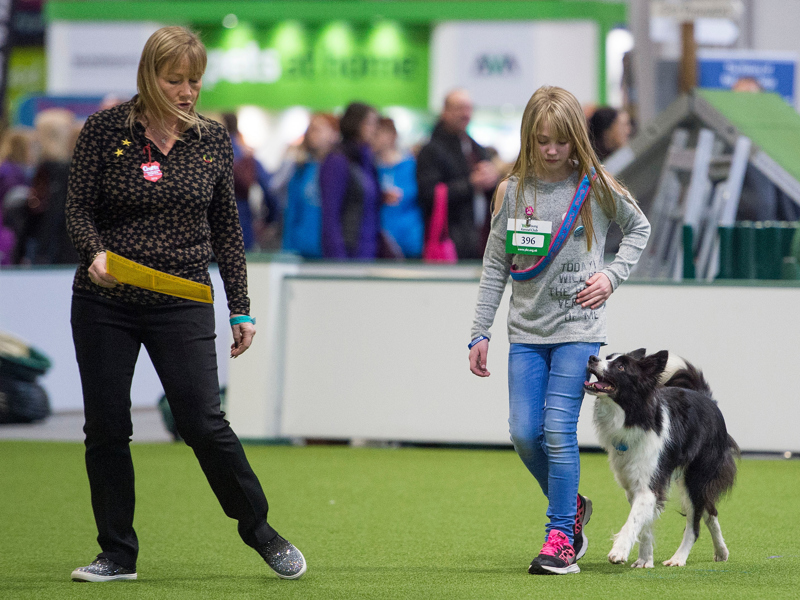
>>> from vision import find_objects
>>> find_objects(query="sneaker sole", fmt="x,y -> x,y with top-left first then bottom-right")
529,562 -> 580,575
575,532 -> 589,561
71,570 -> 137,582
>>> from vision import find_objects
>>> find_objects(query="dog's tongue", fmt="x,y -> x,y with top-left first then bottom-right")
585,381 -> 606,390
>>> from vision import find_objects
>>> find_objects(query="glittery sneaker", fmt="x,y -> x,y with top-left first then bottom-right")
257,535 -> 307,579
528,530 -> 580,575
71,557 -> 137,582
573,493 -> 593,561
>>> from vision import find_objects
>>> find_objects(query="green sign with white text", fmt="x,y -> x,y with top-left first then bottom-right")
196,21 -> 429,110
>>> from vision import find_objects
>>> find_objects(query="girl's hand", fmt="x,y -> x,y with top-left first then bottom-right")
230,317 -> 256,358
469,339 -> 491,377
87,252 -> 119,288
577,272 -> 612,309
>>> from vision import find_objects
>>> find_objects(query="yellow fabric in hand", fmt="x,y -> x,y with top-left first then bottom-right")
105,252 -> 213,304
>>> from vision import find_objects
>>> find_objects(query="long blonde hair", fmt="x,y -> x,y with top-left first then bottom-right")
127,26 -> 207,139
506,86 -> 635,251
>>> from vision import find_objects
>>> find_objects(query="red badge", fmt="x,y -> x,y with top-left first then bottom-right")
141,161 -> 162,182
141,143 -> 162,182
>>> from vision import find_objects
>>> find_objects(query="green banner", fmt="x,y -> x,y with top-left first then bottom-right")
196,21 -> 429,111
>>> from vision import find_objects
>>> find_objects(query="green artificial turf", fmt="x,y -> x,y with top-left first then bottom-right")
0,441 -> 798,599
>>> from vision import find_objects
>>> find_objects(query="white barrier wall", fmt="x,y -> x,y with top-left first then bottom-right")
227,260 -> 800,454
0,267 -> 232,412
2,261 -> 799,453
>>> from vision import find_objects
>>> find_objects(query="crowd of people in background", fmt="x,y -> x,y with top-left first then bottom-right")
0,91 -> 636,266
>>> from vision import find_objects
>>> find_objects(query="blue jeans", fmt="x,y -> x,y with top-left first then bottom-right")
508,342 -> 600,544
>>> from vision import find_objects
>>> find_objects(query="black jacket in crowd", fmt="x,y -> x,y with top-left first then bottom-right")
416,121 -> 492,260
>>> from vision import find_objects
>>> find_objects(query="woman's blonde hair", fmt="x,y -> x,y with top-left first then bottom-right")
127,26 -> 207,138
505,86 -> 636,251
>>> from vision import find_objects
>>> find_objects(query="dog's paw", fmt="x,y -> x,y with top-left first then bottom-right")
608,548 -> 628,564
662,556 -> 687,567
630,558 -> 654,569
714,548 -> 729,562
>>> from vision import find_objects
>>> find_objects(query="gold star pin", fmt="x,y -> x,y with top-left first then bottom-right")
122,138 -> 132,146
115,148 -> 123,157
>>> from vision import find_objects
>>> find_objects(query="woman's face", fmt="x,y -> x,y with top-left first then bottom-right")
605,111 -> 631,152
358,110 -> 379,145
535,121 -> 573,181
305,116 -> 338,157
157,57 -> 202,117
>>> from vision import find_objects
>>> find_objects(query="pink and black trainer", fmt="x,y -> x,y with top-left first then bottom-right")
573,493 -> 593,561
528,530 -> 580,575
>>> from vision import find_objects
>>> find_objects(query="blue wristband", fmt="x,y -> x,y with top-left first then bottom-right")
230,315 -> 256,326
468,335 -> 488,349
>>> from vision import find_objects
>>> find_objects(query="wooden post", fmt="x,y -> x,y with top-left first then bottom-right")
679,21 -> 697,94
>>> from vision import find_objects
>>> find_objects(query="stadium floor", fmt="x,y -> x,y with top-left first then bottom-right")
1,440 -> 798,599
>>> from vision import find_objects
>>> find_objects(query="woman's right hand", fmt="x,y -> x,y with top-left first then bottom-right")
469,339 -> 490,377
88,252 -> 119,288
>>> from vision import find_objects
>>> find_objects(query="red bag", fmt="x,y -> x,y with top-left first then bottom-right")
423,182 -> 458,263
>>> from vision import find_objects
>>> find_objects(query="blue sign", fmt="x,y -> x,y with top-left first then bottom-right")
698,50 -> 797,104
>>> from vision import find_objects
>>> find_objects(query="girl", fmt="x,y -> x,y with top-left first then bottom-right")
468,86 -> 650,575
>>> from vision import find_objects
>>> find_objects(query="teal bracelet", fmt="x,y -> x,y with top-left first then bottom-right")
229,315 -> 256,326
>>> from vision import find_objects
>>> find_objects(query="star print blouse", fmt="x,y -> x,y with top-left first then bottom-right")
66,98 -> 250,315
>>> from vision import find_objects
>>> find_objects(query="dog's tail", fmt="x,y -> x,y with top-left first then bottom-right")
662,362 -> 713,398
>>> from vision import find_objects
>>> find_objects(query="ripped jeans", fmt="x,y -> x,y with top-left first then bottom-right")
507,342 -> 600,544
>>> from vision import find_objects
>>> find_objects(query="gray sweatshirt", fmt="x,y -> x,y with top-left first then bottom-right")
471,171 -> 650,345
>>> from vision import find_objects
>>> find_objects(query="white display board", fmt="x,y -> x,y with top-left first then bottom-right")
430,21 -> 599,111
47,21 -> 162,96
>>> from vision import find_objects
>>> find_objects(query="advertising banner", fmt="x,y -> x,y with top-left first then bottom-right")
197,21 -> 429,110
430,21 -> 598,111
698,49 -> 798,106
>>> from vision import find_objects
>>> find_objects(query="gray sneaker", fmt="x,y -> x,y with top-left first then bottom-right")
71,557 -> 137,582
257,535 -> 307,579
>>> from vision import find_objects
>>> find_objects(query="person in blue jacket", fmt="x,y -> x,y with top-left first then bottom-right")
373,117 -> 423,258
280,113 -> 339,258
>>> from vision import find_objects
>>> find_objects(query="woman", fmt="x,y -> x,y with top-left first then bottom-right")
66,27 -> 305,582
281,113 -> 339,258
320,102 -> 381,259
468,86 -> 649,574
372,117 -> 423,258
587,107 -> 632,162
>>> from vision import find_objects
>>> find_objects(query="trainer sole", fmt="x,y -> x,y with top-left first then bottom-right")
71,570 -> 137,582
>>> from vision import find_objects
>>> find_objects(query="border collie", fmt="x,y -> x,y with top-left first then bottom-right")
584,349 -> 739,568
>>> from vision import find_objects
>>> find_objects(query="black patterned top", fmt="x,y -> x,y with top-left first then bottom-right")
66,98 -> 249,315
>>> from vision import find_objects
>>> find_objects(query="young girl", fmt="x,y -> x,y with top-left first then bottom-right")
468,86 -> 650,575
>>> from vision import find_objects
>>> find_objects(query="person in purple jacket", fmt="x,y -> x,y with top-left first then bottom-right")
320,102 -> 381,259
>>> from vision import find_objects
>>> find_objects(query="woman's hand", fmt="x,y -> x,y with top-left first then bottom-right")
469,338 -> 491,377
87,252 -> 119,288
230,315 -> 256,358
577,272 -> 612,309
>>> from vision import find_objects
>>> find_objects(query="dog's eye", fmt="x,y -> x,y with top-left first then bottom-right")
616,364 -> 625,371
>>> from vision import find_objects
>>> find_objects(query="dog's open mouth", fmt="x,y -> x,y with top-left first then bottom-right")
583,374 -> 614,395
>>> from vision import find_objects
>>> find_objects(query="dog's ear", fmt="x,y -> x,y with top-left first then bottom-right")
639,350 -> 669,377
628,348 -> 646,359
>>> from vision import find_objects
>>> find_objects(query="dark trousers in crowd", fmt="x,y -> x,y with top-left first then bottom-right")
70,293 -> 277,570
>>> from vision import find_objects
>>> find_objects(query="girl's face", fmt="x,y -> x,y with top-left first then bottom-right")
535,121 -> 573,181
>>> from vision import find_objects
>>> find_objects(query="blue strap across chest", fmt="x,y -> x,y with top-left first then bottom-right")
509,171 -> 596,282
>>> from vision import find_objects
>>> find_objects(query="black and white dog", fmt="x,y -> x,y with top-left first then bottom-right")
584,349 -> 739,568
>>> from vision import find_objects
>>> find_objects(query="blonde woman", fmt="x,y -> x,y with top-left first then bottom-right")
468,86 -> 650,574
66,27 -> 306,582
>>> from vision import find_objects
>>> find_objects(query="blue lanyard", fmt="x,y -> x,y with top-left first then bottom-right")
509,171 -> 596,282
